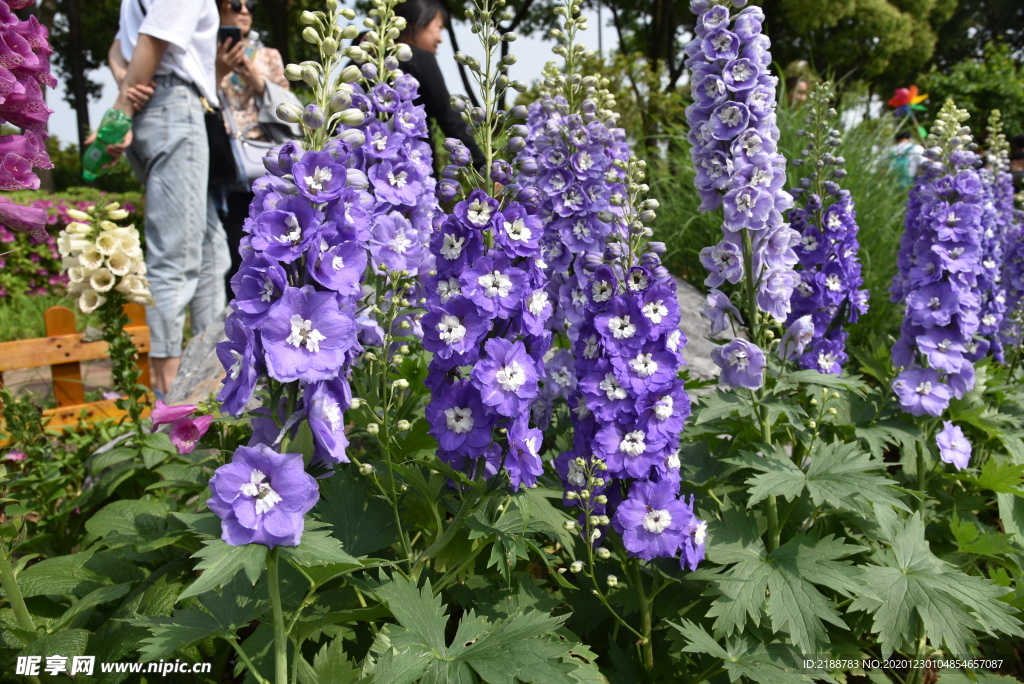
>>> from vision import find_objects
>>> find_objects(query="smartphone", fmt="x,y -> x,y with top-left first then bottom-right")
219,26 -> 242,49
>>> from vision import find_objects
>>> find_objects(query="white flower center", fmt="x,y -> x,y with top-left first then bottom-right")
592,280 -> 612,302
282,215 -> 302,244
437,314 -> 467,345
286,314 -> 326,352
583,335 -> 600,359
928,297 -> 941,310
441,233 -> 465,260
504,218 -> 531,242
630,353 -> 658,378
826,212 -> 842,230
495,360 -> 527,392
619,430 -> 646,457
572,220 -> 591,240
599,373 -> 628,400
323,401 -> 342,433
642,509 -> 672,534
694,520 -> 708,545
331,255 -> 346,270
387,170 -> 408,188
667,330 -> 682,352
817,352 -> 837,370
552,367 -> 573,387
305,166 -> 333,192
731,61 -> 752,82
727,347 -> 749,370
711,33 -> 734,52
229,350 -> 244,380
437,277 -> 461,303
240,469 -> 283,515
642,300 -> 668,323
478,270 -> 513,298
608,315 -> 636,339
444,406 -> 474,434
825,274 -> 842,291
666,451 -> 681,469
654,395 -> 673,421
527,290 -> 549,316
567,460 -> 586,487
915,381 -> 933,395
390,231 -> 412,254
718,104 -> 743,127
466,199 -> 493,225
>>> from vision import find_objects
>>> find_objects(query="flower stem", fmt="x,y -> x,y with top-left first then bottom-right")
227,637 -> 268,684
266,548 -> 288,684
0,544 -> 34,633
629,559 -> 655,673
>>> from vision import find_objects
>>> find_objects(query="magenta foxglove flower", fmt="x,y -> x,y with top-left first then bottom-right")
206,444 -> 319,548
169,415 -> 215,454
936,421 -> 971,470
151,399 -> 198,427
4,450 -> 26,462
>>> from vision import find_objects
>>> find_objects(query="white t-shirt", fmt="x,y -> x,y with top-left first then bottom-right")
116,0 -> 220,105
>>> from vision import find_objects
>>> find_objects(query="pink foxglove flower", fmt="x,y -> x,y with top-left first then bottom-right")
169,414 -> 215,455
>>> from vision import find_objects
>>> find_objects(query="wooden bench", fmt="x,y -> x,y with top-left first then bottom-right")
0,303 -> 152,431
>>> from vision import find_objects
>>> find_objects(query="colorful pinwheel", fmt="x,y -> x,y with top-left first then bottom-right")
888,85 -> 929,138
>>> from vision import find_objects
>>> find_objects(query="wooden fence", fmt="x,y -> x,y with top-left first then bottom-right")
0,303 -> 151,431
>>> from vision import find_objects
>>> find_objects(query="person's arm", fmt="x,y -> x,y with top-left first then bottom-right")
408,48 -> 486,169
114,33 -> 169,115
109,38 -> 128,85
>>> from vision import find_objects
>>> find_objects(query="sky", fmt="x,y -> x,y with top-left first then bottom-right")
46,7 -> 619,144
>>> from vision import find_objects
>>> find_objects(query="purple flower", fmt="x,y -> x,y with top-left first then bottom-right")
681,505 -> 708,571
426,379 -> 494,453
711,339 -> 765,390
454,189 -> 500,231
368,160 -> 423,206
368,211 -> 424,274
892,368 -> 951,417
293,150 -> 349,203
936,420 -> 971,470
594,422 -> 666,479
217,313 -> 261,416
494,203 -> 542,257
305,226 -> 367,296
471,338 -> 540,418
421,297 -> 490,364
430,215 -> 484,276
505,416 -> 545,491
206,444 -> 319,548
612,479 -> 693,560
249,196 -> 324,263
261,287 -> 358,383
304,377 -> 351,464
460,255 -> 529,319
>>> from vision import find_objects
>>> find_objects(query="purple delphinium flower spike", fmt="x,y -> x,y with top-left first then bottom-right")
783,82 -> 869,374
890,100 -> 984,417
685,0 -> 796,388
206,444 -> 319,548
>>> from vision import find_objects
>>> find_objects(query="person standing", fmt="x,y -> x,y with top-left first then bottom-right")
106,0 -> 230,396
215,0 -> 296,289
888,129 -> 924,189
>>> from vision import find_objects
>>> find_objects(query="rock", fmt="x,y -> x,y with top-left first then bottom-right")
676,277 -> 737,381
166,307 -> 229,406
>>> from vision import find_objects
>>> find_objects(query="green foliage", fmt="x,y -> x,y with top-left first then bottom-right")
919,42 -> 1024,143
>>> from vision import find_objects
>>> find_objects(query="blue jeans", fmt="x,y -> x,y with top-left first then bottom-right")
126,74 -> 229,358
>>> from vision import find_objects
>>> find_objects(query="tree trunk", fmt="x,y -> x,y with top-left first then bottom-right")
262,0 -> 293,66
65,0 -> 90,153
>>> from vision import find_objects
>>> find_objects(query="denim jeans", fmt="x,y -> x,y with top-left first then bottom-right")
126,74 -> 229,358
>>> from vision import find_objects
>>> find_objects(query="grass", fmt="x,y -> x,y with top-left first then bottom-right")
0,293 -> 99,342
649,94 -> 909,352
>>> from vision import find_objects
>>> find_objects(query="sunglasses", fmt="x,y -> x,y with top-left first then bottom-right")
228,0 -> 256,12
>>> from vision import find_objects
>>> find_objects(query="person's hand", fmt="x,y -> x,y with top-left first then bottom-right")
84,128 -> 134,164
233,49 -> 265,95
216,38 -> 243,84
125,81 -> 155,112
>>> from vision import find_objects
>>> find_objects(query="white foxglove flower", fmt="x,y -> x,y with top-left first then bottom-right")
107,249 -> 132,277
95,232 -> 123,256
79,247 -> 104,269
78,290 -> 105,313
90,267 -> 115,293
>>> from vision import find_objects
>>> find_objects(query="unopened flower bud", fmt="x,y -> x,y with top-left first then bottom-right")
277,103 -> 303,123
606,574 -> 618,587
827,407 -> 838,416
399,320 -> 411,330
302,26 -> 321,45
337,108 -> 365,126
596,547 -> 611,559
570,560 -> 583,573
359,462 -> 375,475
393,379 -> 410,390
301,66 -> 319,87
302,104 -> 325,129
366,423 -> 380,435
395,43 -> 413,62
321,37 -> 338,56
396,419 -> 412,431
563,520 -> 577,531
300,10 -> 319,25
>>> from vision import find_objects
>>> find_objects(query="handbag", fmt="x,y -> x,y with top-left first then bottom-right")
201,96 -> 240,186
228,123 -> 277,191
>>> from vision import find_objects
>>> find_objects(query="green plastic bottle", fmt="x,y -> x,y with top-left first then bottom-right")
81,108 -> 132,182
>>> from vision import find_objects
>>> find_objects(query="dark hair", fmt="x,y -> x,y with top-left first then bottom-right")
1012,133 -> 1024,151
394,0 -> 447,38
895,129 -> 912,142
785,75 -> 807,92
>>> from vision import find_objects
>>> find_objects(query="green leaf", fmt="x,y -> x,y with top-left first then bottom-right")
178,538 -> 267,600
90,446 -> 139,474
973,459 -> 1024,495
54,583 -> 132,630
314,467 -> 399,556
950,514 -> 1017,557
85,498 -> 170,539
139,431 -> 177,469
17,629 -> 90,659
693,390 -> 753,425
850,513 -> 1023,657
741,441 -> 908,515
372,575 -> 448,654
171,511 -> 223,539
670,620 -> 824,683
307,637 -> 364,684
855,420 -> 921,459
704,509 -> 864,652
279,521 -> 362,569
18,548 -> 103,598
